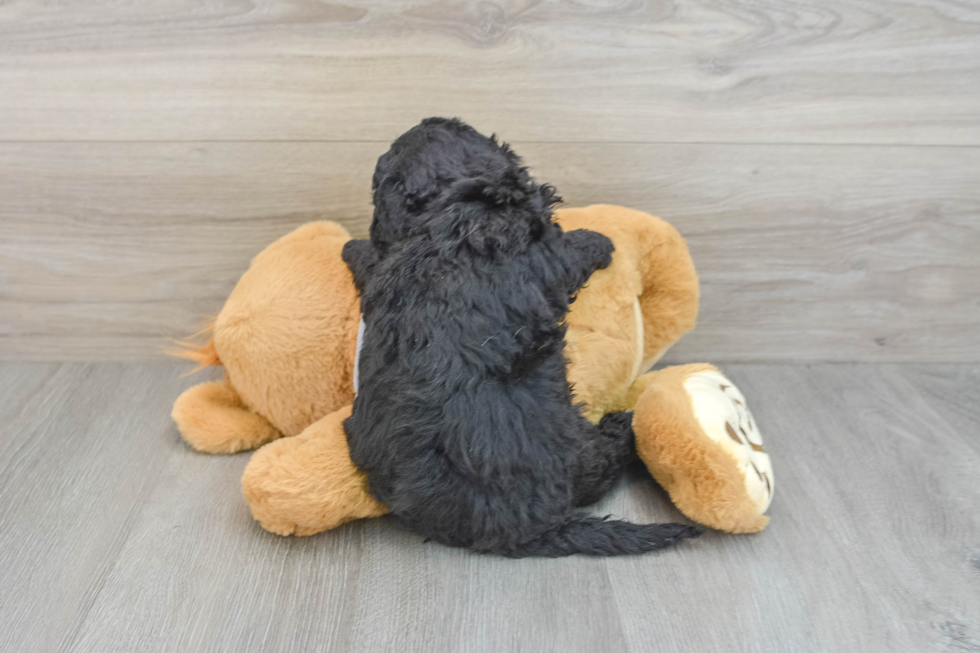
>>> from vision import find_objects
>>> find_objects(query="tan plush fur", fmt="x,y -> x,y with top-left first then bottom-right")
628,364 -> 770,534
215,221 -> 361,439
241,405 -> 388,535
172,378 -> 281,454
172,205 -> 732,536
559,205 -> 699,422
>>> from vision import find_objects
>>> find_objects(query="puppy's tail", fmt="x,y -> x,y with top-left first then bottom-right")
499,514 -> 702,558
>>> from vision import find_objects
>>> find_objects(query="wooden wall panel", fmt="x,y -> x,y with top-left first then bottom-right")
2,0 -> 977,361
2,142 -> 977,362
0,0 -> 978,144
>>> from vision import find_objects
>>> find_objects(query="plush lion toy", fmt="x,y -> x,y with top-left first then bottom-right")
172,205 -> 774,536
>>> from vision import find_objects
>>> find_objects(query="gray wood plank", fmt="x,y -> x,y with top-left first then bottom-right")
66,451 -> 630,653
20,363 -> 973,652
342,522 -> 628,653
888,364 -> 980,458
0,0 -> 978,144
2,142 -> 977,363
598,363 -> 980,652
0,362 -> 59,418
0,363 -> 207,653
65,450 -> 365,653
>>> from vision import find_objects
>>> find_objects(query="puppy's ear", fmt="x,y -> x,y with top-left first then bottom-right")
342,239 -> 381,292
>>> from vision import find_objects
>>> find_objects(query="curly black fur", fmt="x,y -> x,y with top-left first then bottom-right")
343,117 -> 701,557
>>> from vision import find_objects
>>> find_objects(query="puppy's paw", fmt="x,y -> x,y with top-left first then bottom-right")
566,229 -> 615,270
592,233 -> 615,270
341,239 -> 380,292
598,410 -> 634,440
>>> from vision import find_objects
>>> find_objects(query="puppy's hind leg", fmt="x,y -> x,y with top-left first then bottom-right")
571,411 -> 638,507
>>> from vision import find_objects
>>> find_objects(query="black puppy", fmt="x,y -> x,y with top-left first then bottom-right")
342,118 -> 701,557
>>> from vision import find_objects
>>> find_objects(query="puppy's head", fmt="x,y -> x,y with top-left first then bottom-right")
370,117 -> 559,255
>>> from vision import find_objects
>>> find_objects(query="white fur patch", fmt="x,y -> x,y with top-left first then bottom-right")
353,318 -> 365,395
630,297 -> 645,380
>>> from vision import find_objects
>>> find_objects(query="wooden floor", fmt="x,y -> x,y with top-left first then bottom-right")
1,362 -> 977,652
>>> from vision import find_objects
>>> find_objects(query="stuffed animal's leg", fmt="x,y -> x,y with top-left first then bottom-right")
627,364 -> 773,533
632,215 -> 699,370
172,379 -> 282,454
241,405 -> 389,536
571,411 -> 638,507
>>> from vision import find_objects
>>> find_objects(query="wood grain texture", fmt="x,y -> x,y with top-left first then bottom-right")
0,0 -> 978,144
890,364 -> 980,458
1,142 -> 977,362
603,363 -> 980,652
0,363 -> 204,653
1,363 -> 978,652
